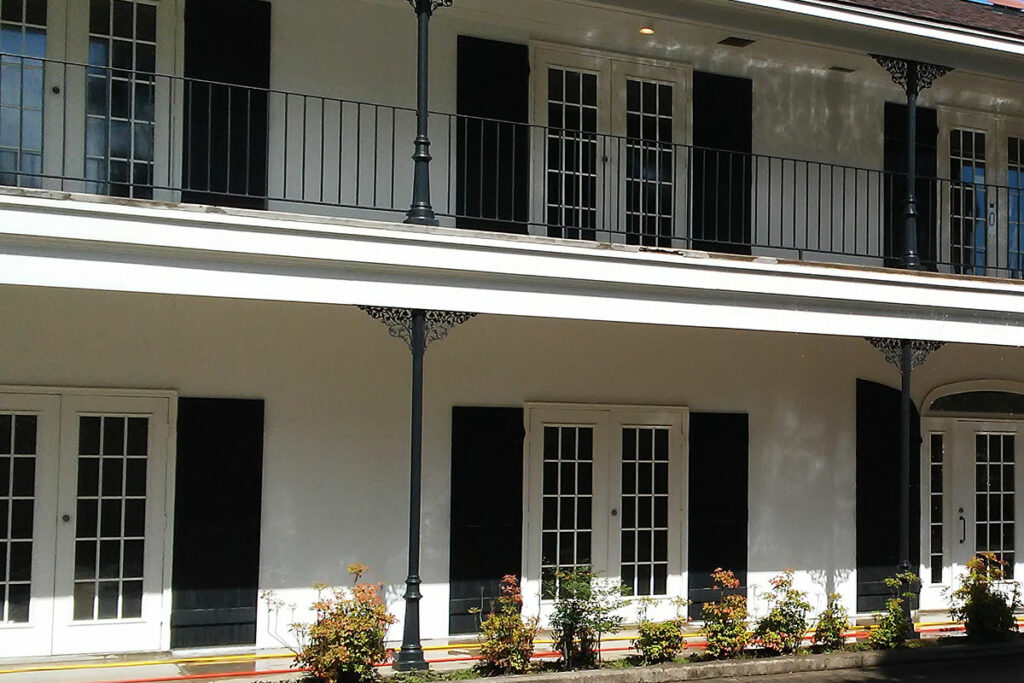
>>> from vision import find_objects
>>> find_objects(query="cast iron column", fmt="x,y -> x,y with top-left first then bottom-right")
358,306 -> 476,672
406,0 -> 452,226
870,55 -> 951,633
396,309 -> 427,670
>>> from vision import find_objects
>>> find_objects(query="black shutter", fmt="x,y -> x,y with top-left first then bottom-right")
687,413 -> 748,619
884,103 -> 938,269
449,407 -> 524,633
172,398 -> 265,648
692,72 -> 753,255
455,36 -> 530,234
856,379 -> 921,612
182,0 -> 271,209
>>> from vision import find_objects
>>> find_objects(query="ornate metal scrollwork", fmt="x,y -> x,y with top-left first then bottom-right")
870,55 -> 953,96
866,337 -> 945,372
359,306 -> 476,350
408,0 -> 453,13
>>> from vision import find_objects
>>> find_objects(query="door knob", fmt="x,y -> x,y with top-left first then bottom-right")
62,514 -> 71,523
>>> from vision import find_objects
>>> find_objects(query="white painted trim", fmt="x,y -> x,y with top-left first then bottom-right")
922,380 -> 1024,418
4,193 -> 1024,346
725,0 -> 1024,57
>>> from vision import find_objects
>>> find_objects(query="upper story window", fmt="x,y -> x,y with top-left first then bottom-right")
949,128 -> 987,275
85,0 -> 157,199
0,0 -> 46,188
533,46 -> 689,248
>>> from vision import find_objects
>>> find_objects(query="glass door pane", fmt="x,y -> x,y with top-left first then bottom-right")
0,0 -> 46,188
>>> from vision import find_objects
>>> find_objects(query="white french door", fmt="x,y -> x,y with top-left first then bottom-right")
523,404 -> 687,624
0,392 -> 60,658
920,419 -> 1022,610
531,45 -> 690,245
0,389 -> 172,658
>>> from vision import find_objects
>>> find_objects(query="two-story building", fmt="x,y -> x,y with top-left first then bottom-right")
3,0 -> 1024,664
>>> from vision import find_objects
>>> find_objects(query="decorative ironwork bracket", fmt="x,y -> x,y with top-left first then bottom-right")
408,0 -> 452,13
870,55 -> 953,96
359,306 -> 476,350
866,337 -> 945,372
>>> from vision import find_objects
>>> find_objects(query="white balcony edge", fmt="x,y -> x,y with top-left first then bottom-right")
1,191 -> 1023,346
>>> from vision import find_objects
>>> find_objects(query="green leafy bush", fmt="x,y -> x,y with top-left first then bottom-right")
701,568 -> 748,659
811,593 -> 849,653
548,568 -> 627,670
632,597 -> 689,664
476,575 -> 539,675
752,570 -> 811,655
869,570 -> 918,650
292,564 -> 396,683
949,553 -> 1020,642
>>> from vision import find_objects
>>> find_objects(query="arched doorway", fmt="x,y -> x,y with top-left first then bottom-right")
919,381 -> 1024,611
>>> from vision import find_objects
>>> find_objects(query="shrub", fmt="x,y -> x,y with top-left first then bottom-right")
811,593 -> 849,653
476,575 -> 539,675
701,568 -> 748,659
632,597 -> 689,664
948,553 -> 1021,642
869,570 -> 918,650
292,564 -> 396,683
548,568 -> 627,670
753,570 -> 811,655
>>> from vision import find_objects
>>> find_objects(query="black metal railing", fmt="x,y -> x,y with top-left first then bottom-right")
3,53 -> 1024,279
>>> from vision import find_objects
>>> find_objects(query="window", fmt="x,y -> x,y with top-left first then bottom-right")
540,425 -> 593,599
949,129 -> 987,275
975,432 -> 1014,577
620,426 -> 669,595
526,405 -> 685,617
73,415 -> 148,620
0,0 -> 46,188
85,0 -> 157,199
0,412 -> 36,623
545,67 -> 599,240
533,48 -> 688,246
928,433 -> 944,585
1009,137 -> 1024,278
624,79 -> 674,247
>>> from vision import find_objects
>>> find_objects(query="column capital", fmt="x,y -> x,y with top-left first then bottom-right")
870,55 -> 953,96
866,337 -> 945,373
407,0 -> 452,14
359,306 -> 476,351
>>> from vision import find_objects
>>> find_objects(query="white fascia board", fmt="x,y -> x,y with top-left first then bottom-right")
1,193 -> 1024,346
725,0 -> 1024,56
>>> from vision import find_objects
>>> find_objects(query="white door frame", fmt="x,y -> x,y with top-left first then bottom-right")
0,392 -> 61,659
529,43 -> 691,245
0,386 -> 176,657
522,402 -> 687,625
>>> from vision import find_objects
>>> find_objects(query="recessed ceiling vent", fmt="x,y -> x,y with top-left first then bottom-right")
829,65 -> 857,73
718,36 -> 755,48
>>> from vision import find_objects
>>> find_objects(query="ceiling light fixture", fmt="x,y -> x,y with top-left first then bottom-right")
639,26 -> 655,35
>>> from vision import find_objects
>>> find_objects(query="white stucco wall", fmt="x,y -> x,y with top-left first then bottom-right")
258,0 -> 1024,263
4,284 -> 1024,646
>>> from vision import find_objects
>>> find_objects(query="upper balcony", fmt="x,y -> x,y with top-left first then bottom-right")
3,0 -> 1024,282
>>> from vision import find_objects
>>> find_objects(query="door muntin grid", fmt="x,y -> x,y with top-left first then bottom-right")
546,67 -> 599,241
928,433 -> 944,585
0,412 -> 36,623
975,432 -> 1014,577
540,425 -> 593,600
620,426 -> 669,596
73,414 -> 147,621
1009,137 -> 1024,278
624,79 -> 673,248
949,129 -> 987,275
0,0 -> 46,189
85,0 -> 157,199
